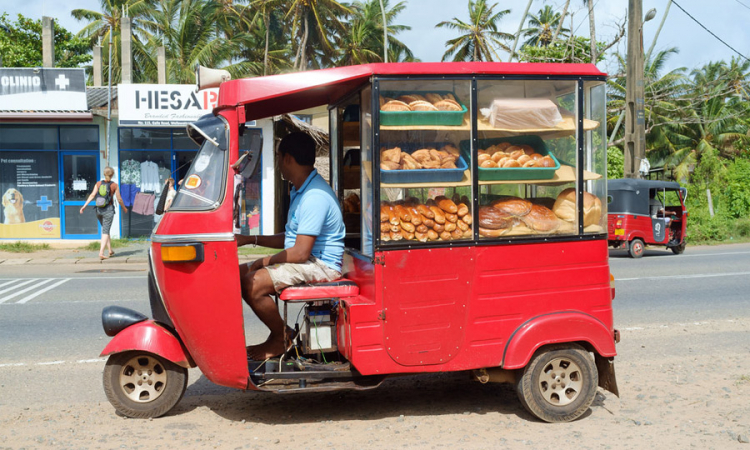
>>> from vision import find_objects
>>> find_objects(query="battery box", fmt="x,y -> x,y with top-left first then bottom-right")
301,303 -> 337,354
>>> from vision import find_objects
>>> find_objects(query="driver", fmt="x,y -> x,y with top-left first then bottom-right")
235,132 -> 345,360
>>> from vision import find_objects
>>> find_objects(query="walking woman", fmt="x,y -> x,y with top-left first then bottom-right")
80,166 -> 128,260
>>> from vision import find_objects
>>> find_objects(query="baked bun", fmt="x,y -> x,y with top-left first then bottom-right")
552,188 -> 603,226
478,206 -> 514,230
491,196 -> 532,217
381,100 -> 410,111
521,204 -> 560,233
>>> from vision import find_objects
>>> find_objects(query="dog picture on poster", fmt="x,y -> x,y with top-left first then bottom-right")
2,188 -> 26,224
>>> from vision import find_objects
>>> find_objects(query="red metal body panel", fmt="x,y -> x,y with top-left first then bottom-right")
341,240 -> 615,376
100,320 -> 193,368
501,312 -> 616,370
608,214 -> 662,244
218,62 -> 606,121
151,109 -> 249,390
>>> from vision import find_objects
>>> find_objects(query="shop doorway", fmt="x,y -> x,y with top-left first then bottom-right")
60,152 -> 100,239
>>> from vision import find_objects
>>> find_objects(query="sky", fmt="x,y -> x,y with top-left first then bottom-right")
2,0 -> 749,77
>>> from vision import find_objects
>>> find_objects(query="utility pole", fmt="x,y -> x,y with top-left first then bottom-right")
624,0 -> 647,178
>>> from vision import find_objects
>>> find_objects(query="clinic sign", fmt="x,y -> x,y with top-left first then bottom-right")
119,84 -> 219,126
0,68 -> 87,111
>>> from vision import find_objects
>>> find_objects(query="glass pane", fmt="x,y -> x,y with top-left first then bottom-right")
584,81 -> 607,234
172,129 -> 200,150
60,127 -> 99,150
171,116 -> 228,211
62,154 -> 98,201
175,151 -> 196,185
65,205 -> 99,235
119,128 -> 171,149
0,152 -> 60,235
378,79 -> 472,244
475,79 -> 583,238
119,151 -> 171,238
0,126 -> 57,150
360,86 -> 373,255
237,128 -> 263,236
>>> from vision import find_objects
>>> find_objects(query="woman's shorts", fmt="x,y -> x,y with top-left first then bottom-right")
96,204 -> 115,235
263,256 -> 342,293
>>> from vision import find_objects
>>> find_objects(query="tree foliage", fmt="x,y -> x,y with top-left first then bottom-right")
0,13 -> 92,68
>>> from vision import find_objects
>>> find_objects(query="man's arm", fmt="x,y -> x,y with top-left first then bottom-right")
236,233 -> 285,249
250,234 -> 316,271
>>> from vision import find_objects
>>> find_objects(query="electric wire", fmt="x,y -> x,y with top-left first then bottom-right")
671,1 -> 750,62
735,0 -> 750,11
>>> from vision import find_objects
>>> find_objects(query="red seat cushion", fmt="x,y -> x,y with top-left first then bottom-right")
278,279 -> 359,301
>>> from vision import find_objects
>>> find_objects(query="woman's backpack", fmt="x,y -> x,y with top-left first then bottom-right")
95,181 -> 112,208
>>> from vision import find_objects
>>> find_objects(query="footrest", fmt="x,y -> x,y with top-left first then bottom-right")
279,279 -> 359,302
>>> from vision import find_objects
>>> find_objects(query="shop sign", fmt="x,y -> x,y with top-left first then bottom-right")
0,68 -> 87,111
119,84 -> 221,127
0,152 -> 61,238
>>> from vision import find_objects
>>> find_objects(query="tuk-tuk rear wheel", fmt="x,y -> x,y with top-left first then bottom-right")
628,238 -> 645,258
671,241 -> 686,254
103,351 -> 188,419
516,344 -> 598,423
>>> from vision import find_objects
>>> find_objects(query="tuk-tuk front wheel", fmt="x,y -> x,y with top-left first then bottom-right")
103,351 -> 188,419
516,344 -> 598,423
628,238 -> 645,258
671,241 -> 686,255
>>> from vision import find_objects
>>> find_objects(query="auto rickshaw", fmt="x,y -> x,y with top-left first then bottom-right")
607,178 -> 688,258
99,62 -> 619,423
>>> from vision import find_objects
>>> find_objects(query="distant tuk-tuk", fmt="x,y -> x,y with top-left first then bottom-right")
607,178 -> 688,257
99,62 -> 619,423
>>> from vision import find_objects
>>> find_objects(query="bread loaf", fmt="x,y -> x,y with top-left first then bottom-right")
478,206 -> 514,230
479,227 -> 507,237
490,197 -> 532,217
521,204 -> 560,233
552,188 -> 602,226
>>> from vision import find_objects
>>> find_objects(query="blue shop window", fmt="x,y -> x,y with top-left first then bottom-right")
119,128 -> 171,150
0,126 -> 58,150
60,126 -> 99,150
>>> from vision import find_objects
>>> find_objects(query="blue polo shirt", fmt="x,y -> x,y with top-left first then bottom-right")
284,169 -> 345,273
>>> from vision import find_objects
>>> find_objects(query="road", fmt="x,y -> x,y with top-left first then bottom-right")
1,243 -> 749,448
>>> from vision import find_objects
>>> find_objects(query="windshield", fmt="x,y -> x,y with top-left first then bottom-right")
170,115 -> 229,211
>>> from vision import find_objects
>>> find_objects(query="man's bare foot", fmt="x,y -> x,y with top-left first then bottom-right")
247,337 -> 286,360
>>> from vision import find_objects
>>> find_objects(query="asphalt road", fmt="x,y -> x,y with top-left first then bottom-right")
0,243 -> 748,409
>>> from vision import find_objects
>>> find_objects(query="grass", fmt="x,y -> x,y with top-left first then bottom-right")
0,242 -> 51,253
80,239 -> 133,252
238,246 -> 280,256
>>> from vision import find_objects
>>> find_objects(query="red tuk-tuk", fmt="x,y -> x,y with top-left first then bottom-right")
100,62 -> 619,423
607,178 -> 688,258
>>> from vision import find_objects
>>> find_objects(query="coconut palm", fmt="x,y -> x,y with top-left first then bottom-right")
71,0 -> 155,83
436,0 -> 514,62
522,5 -> 568,48
336,0 -> 413,65
284,0 -> 353,70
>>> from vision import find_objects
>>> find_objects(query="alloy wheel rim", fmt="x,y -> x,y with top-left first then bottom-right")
118,355 -> 168,403
537,357 -> 583,406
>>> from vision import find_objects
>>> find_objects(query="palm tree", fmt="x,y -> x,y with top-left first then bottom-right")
284,0 -> 353,70
522,5 -> 568,48
436,0 -> 514,62
336,0 -> 413,65
71,0 -> 155,83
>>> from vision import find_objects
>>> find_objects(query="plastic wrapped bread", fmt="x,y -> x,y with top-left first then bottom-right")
480,98 -> 563,130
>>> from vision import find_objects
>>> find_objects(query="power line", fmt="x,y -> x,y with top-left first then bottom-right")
671,0 -> 750,62
736,0 -> 750,11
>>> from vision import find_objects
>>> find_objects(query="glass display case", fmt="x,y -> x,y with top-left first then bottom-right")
330,74 -> 607,254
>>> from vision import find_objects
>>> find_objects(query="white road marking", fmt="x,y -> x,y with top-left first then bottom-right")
0,276 -> 146,281
0,363 -> 26,368
616,271 -> 750,282
0,278 -> 39,296
37,360 -> 66,365
0,359 -> 107,369
0,279 -> 22,289
0,279 -> 56,304
16,278 -> 71,304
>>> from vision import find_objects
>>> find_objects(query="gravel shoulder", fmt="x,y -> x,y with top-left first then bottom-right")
2,317 -> 749,449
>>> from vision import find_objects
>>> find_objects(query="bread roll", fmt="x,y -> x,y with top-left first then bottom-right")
460,214 -> 472,225
517,155 -> 531,165
451,228 -> 463,240
521,204 -> 560,233
445,212 -> 458,223
429,206 -> 446,224
403,231 -> 415,240
480,160 -> 498,168
416,224 -> 428,234
417,204 -> 434,219
407,206 -> 423,225
380,204 -> 390,222
439,231 -> 452,241
433,222 -> 445,233
434,100 -> 462,111
400,220 -> 416,233
381,100 -> 410,111
456,219 -> 469,232
387,206 -> 400,226
490,197 -> 532,217
462,228 -> 473,238
390,230 -> 404,241
457,203 -> 469,217
538,156 -> 556,167
502,159 -> 521,168
422,216 -> 435,228
380,161 -> 400,170
415,231 -> 428,242
444,222 -> 457,232
426,229 -> 439,241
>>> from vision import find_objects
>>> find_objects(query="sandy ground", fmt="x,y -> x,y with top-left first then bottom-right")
1,317 -> 749,449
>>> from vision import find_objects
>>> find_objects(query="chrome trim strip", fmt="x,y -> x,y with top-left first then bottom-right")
151,232 -> 235,243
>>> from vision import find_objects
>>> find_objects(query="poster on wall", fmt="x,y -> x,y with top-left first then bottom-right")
0,152 -> 61,238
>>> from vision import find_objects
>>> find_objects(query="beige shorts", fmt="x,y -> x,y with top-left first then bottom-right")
263,256 -> 342,293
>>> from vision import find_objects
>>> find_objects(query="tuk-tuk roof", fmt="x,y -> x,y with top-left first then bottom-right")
608,178 -> 681,192
218,62 -> 607,121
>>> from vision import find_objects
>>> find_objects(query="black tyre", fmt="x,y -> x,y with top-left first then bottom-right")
516,344 -> 598,423
628,238 -> 645,258
103,351 -> 188,419
671,241 -> 686,255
